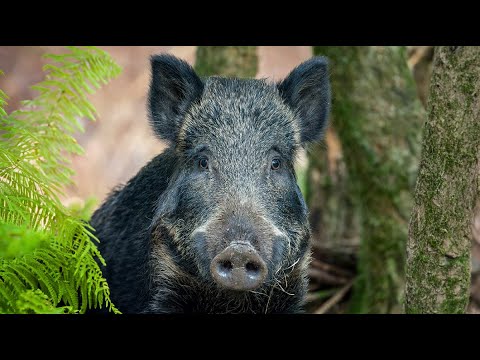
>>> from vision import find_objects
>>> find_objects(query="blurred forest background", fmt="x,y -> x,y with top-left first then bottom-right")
1,46 -> 479,313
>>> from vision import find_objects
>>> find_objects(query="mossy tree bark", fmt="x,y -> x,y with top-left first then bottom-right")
314,46 -> 425,313
405,46 -> 480,314
194,47 -> 257,78
307,127 -> 360,269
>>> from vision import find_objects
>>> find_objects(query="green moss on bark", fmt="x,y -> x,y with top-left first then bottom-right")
307,129 -> 360,265
194,47 -> 257,78
314,46 -> 425,313
405,46 -> 480,314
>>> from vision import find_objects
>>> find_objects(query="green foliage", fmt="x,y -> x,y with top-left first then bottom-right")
0,47 -> 121,314
67,197 -> 99,222
0,71 -> 7,117
295,160 -> 309,199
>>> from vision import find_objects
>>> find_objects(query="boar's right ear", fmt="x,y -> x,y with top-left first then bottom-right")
148,54 -> 204,143
277,56 -> 331,144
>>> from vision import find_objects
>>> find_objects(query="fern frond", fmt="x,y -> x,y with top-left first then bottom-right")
16,289 -> 74,314
0,70 -> 7,117
0,47 -> 122,314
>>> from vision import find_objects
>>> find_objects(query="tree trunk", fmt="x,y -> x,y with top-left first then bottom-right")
307,127 -> 360,270
194,46 -> 257,78
314,46 -> 425,313
405,46 -> 480,313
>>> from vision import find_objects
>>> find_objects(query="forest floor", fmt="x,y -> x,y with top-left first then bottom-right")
1,46 -> 479,314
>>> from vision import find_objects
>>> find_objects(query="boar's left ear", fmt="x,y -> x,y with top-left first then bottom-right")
148,54 -> 204,143
277,56 -> 331,144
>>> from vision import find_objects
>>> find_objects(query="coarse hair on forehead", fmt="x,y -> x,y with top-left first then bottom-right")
149,54 -> 330,148
202,77 -> 284,103
177,77 -> 302,153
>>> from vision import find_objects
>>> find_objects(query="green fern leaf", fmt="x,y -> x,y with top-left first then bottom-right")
0,47 -> 122,314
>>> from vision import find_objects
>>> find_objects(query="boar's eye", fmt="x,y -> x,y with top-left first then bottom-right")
271,158 -> 281,170
199,158 -> 209,170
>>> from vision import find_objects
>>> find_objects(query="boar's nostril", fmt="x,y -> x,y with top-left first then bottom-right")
245,262 -> 260,273
219,260 -> 233,274
210,243 -> 268,291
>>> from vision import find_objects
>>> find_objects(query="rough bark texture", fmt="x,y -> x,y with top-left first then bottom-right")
194,46 -> 257,78
406,46 -> 480,314
314,46 -> 425,313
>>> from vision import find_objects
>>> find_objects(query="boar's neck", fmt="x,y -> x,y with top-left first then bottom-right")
91,147 -> 177,314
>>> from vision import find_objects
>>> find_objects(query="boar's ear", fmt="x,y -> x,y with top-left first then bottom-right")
148,54 -> 204,143
277,56 -> 331,144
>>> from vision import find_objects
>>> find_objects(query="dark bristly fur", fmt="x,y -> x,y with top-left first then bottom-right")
90,54 -> 331,313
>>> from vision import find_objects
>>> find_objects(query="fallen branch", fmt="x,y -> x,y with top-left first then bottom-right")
311,259 -> 354,278
314,279 -> 354,314
308,268 -> 350,286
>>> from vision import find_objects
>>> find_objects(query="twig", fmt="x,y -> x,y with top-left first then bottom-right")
311,259 -> 354,278
306,288 -> 338,303
311,244 -> 358,269
308,268 -> 349,286
313,279 -> 354,314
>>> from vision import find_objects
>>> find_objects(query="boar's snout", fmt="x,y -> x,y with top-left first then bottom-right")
210,243 -> 267,291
